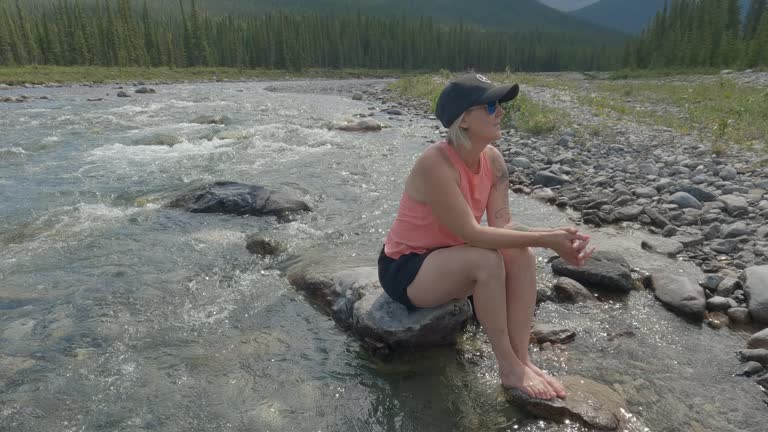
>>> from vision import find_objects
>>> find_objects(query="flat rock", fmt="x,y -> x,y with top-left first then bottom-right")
551,251 -> 634,293
721,221 -> 751,239
705,296 -> 731,312
641,238 -> 684,257
737,349 -> 768,366
745,265 -> 768,324
530,323 -> 576,344
553,277 -> 597,303
718,194 -> 748,216
612,205 -> 644,221
168,181 -> 311,217
504,375 -> 642,431
287,264 -> 471,353
678,185 -> 717,202
534,171 -> 570,187
670,235 -> 705,248
649,274 -> 706,320
748,328 -> 768,350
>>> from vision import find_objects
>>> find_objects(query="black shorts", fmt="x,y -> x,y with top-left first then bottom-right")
377,246 -> 432,311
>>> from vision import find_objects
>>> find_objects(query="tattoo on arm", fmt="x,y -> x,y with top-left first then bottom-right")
491,150 -> 510,188
494,208 -> 511,225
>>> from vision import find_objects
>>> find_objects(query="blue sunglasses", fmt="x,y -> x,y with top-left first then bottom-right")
470,101 -> 500,115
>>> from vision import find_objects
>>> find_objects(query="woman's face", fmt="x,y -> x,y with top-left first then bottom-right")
460,101 -> 504,145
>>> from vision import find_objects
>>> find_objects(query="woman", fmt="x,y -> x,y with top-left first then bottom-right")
378,74 -> 594,400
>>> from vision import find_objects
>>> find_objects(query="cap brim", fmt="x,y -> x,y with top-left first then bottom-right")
477,83 -> 520,105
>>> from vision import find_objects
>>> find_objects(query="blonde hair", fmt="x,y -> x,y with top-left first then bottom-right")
446,113 -> 471,150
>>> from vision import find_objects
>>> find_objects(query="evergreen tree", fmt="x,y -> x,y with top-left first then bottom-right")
744,0 -> 767,40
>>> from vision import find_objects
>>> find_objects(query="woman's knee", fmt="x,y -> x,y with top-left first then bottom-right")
468,247 -> 505,282
501,247 -> 536,267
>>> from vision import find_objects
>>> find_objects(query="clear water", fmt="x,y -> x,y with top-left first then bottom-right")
0,80 -> 764,431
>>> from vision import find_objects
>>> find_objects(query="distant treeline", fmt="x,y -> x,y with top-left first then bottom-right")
0,0 -> 620,72
624,0 -> 768,68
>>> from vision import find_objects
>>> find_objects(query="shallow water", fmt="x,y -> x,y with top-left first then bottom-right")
0,80 -> 764,431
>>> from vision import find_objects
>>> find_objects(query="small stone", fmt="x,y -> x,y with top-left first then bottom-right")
352,93 -> 363,100
704,311 -> 730,328
718,166 -> 738,181
721,221 -> 751,239
530,324 -> 576,344
716,277 -> 742,297
553,277 -> 598,304
727,308 -> 751,325
710,239 -> 739,254
117,90 -> 130,97
700,274 -> 724,292
705,296 -> 731,312
669,192 -> 703,210
245,235 -> 285,256
641,238 -> 684,257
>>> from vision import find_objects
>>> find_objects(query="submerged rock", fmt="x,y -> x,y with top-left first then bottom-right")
530,323 -> 575,344
551,251 -> 634,293
504,375 -> 643,431
287,264 -> 471,354
333,118 -> 382,132
168,181 -> 311,218
245,234 -> 285,256
132,133 -> 181,147
191,114 -> 231,125
649,274 -> 706,320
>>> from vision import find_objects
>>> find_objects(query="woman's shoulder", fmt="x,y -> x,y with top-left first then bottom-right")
412,142 -> 457,178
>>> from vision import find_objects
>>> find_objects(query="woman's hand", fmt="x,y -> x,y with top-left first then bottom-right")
543,228 -> 595,267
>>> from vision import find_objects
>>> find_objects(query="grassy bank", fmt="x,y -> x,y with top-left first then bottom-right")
0,66 -> 408,86
389,72 -> 572,136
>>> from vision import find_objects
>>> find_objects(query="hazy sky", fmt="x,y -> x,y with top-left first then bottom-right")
537,0 -> 600,12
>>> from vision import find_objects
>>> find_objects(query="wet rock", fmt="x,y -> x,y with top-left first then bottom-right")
510,157 -> 532,169
531,187 -> 557,204
245,235 -> 285,256
737,349 -> 768,366
641,238 -> 684,257
748,328 -> 768,350
736,361 -> 764,377
669,192 -> 703,209
117,90 -> 130,97
132,133 -> 181,147
287,265 -> 471,353
648,274 -> 706,320
334,118 -> 382,132
168,181 -> 311,218
551,251 -> 634,293
726,308 -> 752,325
386,108 -> 404,115
553,277 -> 597,303
755,373 -> 768,388
670,235 -> 704,248
86,97 -> 103,102
134,87 -> 156,94
530,323 -> 576,344
706,296 -> 731,312
745,265 -> 768,324
504,375 -> 639,431
192,114 -> 231,125
352,93 -> 363,100
534,171 -> 569,187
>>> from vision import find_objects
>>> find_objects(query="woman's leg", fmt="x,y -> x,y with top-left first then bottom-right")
406,244 -> 555,400
500,247 -> 567,398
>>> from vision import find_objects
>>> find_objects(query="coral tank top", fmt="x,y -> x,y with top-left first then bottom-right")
384,141 -> 494,259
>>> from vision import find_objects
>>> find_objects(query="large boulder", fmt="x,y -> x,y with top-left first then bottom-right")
551,251 -> 634,293
648,274 -> 706,320
168,181 -> 311,217
287,264 -> 472,354
745,265 -> 768,324
504,375 -> 645,431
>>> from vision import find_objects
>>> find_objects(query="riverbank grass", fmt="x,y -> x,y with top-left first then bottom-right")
0,66 -> 402,85
390,73 -> 572,136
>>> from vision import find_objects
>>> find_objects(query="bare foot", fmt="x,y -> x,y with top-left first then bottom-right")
500,366 -> 556,400
525,362 -> 567,398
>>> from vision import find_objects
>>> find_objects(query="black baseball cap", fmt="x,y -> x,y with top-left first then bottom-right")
435,73 -> 520,128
